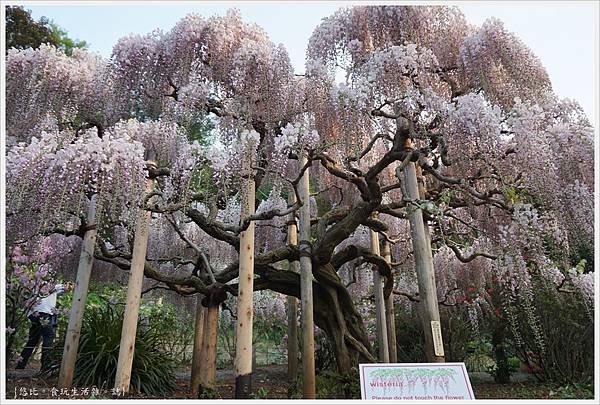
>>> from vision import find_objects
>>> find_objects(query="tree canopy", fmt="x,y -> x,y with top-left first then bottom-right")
5,6 -> 594,373
5,6 -> 87,55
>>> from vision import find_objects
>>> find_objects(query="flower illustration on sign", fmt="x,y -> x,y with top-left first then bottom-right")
369,368 -> 458,395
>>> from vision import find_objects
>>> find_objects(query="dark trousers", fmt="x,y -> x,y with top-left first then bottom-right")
16,313 -> 56,370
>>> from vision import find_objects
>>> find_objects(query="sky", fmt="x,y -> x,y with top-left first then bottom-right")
15,1 -> 599,121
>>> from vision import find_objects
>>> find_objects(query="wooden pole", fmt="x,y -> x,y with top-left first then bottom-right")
298,152 -> 316,398
58,194 -> 98,388
234,141 -> 256,398
286,192 -> 299,380
399,160 -> 445,362
370,227 -> 389,363
114,156 -> 157,393
199,305 -> 210,388
382,241 -> 397,363
200,303 -> 219,389
190,296 -> 205,396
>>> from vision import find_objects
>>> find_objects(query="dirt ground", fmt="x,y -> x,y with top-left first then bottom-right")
3,363 -> 587,400
5,363 -> 289,400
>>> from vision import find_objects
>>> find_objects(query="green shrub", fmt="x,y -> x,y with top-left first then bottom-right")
315,370 -> 361,399
287,370 -> 361,399
394,308 -> 426,363
511,273 -> 594,384
314,331 -> 336,371
73,304 -> 177,396
508,356 -> 520,372
251,387 -> 270,399
197,386 -> 221,399
549,383 -> 594,399
395,305 -> 476,363
464,339 -> 495,372
140,298 -> 194,365
465,353 -> 496,372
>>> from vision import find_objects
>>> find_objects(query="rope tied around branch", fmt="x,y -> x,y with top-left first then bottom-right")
298,239 -> 312,258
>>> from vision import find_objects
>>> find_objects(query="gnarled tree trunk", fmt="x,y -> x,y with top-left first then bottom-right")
313,263 -> 375,372
257,263 -> 375,373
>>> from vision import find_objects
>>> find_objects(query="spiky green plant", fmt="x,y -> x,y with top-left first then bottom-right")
74,304 -> 177,396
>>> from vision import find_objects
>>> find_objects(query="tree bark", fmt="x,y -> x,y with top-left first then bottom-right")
492,320 -> 510,383
253,264 -> 375,373
114,157 -> 156,393
299,152 -> 316,398
58,194 -> 98,388
370,228 -> 389,362
190,296 -> 205,396
312,264 -> 375,372
286,193 -> 299,380
234,143 -> 256,399
399,160 -> 445,362
382,241 -> 397,363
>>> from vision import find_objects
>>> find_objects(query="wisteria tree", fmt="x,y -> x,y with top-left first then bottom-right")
5,4 -> 594,393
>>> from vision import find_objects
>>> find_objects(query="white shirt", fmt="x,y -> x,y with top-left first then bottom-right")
32,284 -> 65,315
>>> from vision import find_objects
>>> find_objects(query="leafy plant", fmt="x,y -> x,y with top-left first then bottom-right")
315,370 -> 361,399
549,383 -> 594,399
197,386 -> 221,399
511,272 -> 594,384
314,331 -> 336,371
73,304 -> 177,396
288,370 -> 361,399
486,359 -> 519,383
140,298 -> 194,365
251,387 -> 270,399
508,356 -> 520,371
394,308 -> 426,363
464,339 -> 495,373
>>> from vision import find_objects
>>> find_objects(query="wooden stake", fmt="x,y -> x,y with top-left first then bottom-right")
198,305 -> 210,387
114,156 -> 156,393
298,152 -> 316,398
286,192 -> 299,380
370,227 -> 389,363
382,241 -> 397,363
200,304 -> 219,389
399,160 -> 445,362
58,194 -> 98,388
234,142 -> 256,398
190,296 -> 205,396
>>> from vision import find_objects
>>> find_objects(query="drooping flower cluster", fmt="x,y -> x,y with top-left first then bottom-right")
7,127 -> 147,235
459,18 -> 552,108
273,122 -> 320,154
6,45 -> 109,143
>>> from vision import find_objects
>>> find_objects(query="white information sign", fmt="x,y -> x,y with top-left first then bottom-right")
359,362 -> 475,401
431,321 -> 445,357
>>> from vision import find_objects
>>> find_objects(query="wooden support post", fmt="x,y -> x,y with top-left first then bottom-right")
382,241 -> 397,363
200,303 -> 219,390
370,227 -> 389,363
190,296 -> 205,396
399,160 -> 445,362
114,156 -> 156,393
298,152 -> 316,398
58,194 -> 98,388
234,140 -> 256,398
286,192 -> 299,380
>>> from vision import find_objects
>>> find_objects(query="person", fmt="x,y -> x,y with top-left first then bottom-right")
16,282 -> 72,370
